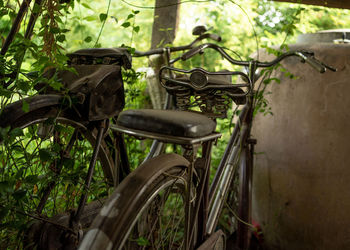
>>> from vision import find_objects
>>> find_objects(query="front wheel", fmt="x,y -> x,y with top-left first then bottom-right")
80,153 -> 197,249
219,147 -> 254,250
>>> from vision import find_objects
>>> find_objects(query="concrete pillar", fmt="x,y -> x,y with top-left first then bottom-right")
252,39 -> 350,249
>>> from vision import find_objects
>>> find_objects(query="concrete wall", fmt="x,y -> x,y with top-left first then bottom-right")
252,43 -> 350,249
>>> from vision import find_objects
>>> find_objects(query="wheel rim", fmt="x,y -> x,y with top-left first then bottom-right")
120,172 -> 192,250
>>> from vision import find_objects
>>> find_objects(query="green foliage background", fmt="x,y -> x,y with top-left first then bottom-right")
1,0 -> 349,109
0,0 -> 350,247
1,0 -> 350,192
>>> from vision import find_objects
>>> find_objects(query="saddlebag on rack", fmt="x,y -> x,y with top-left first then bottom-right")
39,48 -> 132,121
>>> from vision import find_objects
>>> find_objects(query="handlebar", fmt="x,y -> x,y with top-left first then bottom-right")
180,43 -> 337,73
132,33 -> 222,57
294,51 -> 332,73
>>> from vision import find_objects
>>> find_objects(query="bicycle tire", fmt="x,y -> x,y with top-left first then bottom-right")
218,148 -> 253,250
79,153 -> 197,250
0,97 -> 115,249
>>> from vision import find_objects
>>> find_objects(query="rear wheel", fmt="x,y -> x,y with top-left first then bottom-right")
79,154 -> 197,249
0,101 -> 115,249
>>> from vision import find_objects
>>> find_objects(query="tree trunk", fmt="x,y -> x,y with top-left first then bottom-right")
151,0 -> 180,49
147,0 -> 180,109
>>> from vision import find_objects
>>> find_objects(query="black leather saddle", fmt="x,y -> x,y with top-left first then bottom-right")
116,109 -> 216,138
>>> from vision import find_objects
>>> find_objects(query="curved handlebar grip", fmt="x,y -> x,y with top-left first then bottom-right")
295,52 -> 327,73
208,34 -> 222,42
304,56 -> 327,73
181,45 -> 204,61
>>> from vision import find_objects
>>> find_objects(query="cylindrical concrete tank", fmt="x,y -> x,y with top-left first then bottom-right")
252,31 -> 350,250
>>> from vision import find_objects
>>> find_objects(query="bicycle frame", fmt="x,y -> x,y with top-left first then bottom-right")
179,46 -> 334,248
206,99 -> 254,249
208,104 -> 249,212
115,33 -> 223,177
114,53 -> 257,248
76,39 -> 335,249
207,62 -> 257,233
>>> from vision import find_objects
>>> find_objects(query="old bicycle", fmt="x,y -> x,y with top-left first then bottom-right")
79,43 -> 336,249
0,26 -> 221,249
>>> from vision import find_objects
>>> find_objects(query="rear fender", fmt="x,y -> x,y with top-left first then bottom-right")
0,94 -> 65,128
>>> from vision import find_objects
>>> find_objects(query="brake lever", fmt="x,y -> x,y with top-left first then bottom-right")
296,52 -> 336,73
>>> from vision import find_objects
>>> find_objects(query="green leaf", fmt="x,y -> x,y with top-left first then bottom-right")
0,87 -> 12,98
9,128 -> 23,138
127,14 -> 134,20
0,126 -> 10,141
84,36 -> 92,43
99,13 -> 107,22
9,11 -> 16,20
121,22 -> 130,28
39,149 -> 53,162
22,100 -> 29,113
55,16 -> 63,24
133,26 -> 140,33
84,16 -> 95,21
14,168 -> 24,179
13,190 -> 26,201
136,237 -> 150,246
38,29 -> 45,37
270,77 -> 281,84
280,44 -> 289,51
57,34 -> 66,43
0,207 -> 10,221
49,80 -> 63,91
61,28 -> 70,33
50,27 -> 60,34
56,54 -> 68,62
0,181 -> 13,193
52,143 -> 62,153
0,83 -> 12,98
33,3 -> 41,13
132,10 -> 140,14
62,158 -> 74,169
81,3 -> 92,10
24,175 -> 39,184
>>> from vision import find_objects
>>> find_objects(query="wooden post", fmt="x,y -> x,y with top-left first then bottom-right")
147,0 -> 180,109
151,0 -> 180,49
